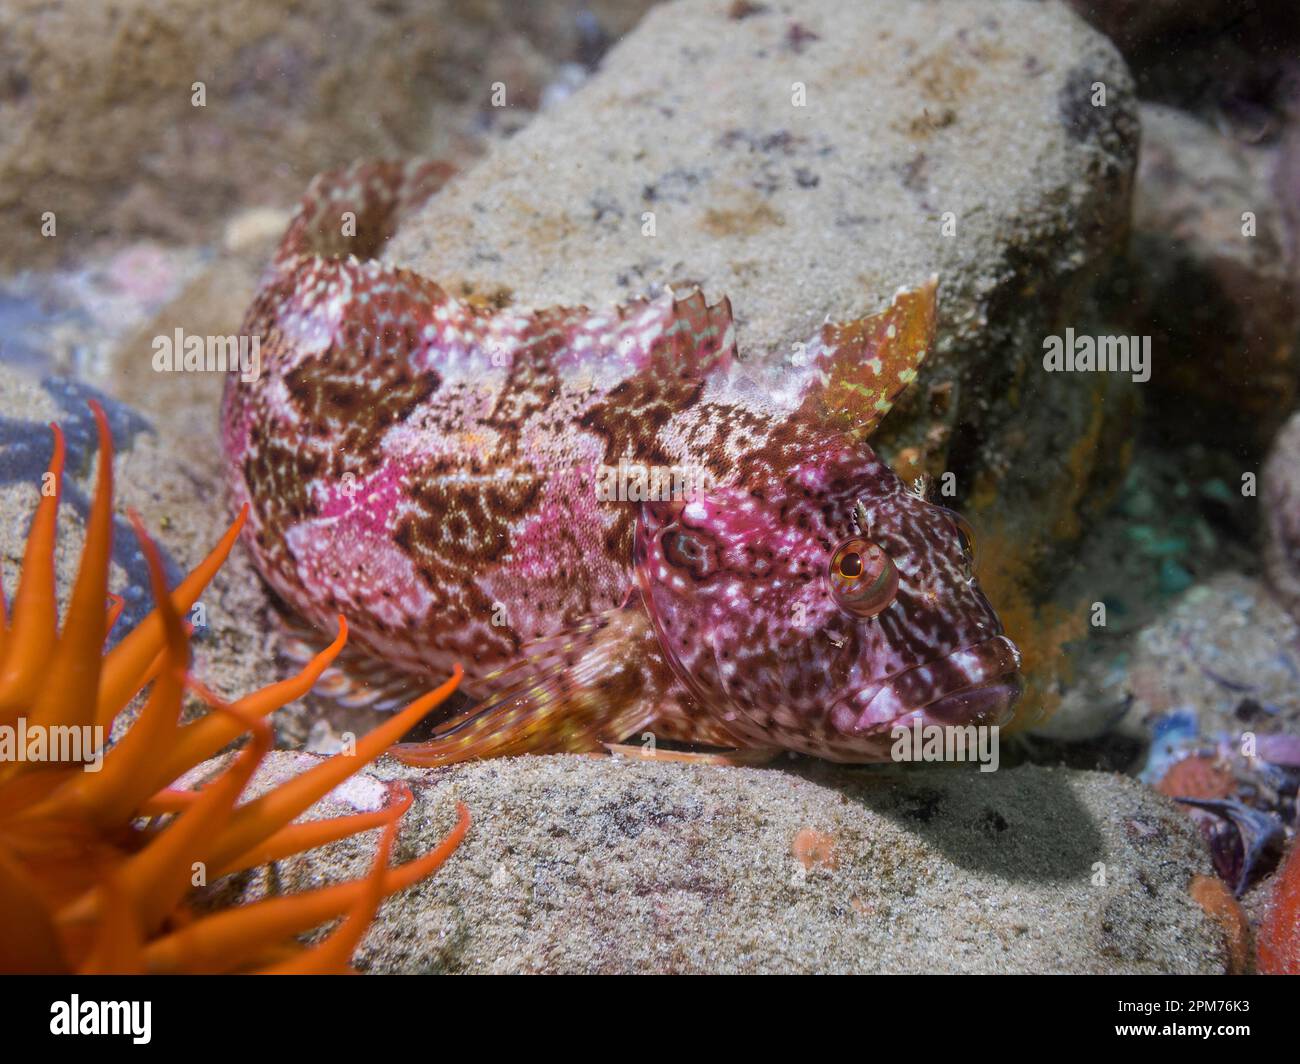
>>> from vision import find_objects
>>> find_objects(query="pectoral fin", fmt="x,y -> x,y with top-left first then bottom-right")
272,604 -> 429,713
390,605 -> 663,767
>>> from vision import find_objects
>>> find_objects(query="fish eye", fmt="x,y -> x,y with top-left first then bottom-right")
828,538 -> 898,618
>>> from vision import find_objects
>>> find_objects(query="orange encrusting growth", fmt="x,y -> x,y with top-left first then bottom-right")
0,402 -> 468,974
1258,840 -> 1300,975
1187,874 -> 1250,976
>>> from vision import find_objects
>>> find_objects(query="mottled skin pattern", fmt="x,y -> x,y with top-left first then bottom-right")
223,160 -> 1022,765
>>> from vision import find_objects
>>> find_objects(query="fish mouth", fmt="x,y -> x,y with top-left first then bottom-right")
831,634 -> 1023,735
919,676 -> 1024,727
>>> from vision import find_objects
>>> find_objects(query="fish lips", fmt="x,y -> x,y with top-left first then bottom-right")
831,634 -> 1023,736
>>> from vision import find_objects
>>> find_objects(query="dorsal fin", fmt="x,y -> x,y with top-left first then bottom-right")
645,288 -> 737,377
795,276 -> 938,440
494,287 -> 736,381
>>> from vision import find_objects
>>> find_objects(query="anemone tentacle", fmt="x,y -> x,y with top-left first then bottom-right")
0,406 -> 467,974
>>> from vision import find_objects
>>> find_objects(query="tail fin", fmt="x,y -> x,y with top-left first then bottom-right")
274,159 -> 456,267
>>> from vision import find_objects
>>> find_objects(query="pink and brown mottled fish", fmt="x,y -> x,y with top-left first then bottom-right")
221,160 -> 1022,766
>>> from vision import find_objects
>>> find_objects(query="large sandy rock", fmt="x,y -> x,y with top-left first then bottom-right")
201,751 -> 1230,974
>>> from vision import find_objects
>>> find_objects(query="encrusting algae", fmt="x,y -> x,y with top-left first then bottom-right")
0,401 -> 468,974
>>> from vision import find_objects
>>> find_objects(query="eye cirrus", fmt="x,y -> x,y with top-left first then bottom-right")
938,508 -> 977,580
828,537 -> 899,618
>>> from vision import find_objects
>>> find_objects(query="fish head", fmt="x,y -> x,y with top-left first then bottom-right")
635,437 -> 1021,761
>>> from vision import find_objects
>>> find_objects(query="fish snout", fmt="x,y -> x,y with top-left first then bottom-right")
835,634 -> 1023,735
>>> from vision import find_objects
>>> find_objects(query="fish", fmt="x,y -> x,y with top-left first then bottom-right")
221,160 -> 1022,766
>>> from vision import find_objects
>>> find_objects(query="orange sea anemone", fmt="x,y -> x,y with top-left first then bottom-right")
0,401 -> 467,974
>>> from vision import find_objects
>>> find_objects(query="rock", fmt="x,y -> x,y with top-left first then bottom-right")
1066,4 -> 1300,146
200,751 -> 1229,974
1117,572 -> 1300,767
0,0 -> 656,273
1264,412 -> 1300,622
387,0 -> 1141,732
1118,104 -> 1297,450
1278,87 -> 1300,289
222,207 -> 294,256
1066,0 -> 1247,56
